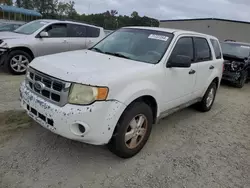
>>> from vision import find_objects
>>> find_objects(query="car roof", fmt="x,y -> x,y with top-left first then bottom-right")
123,26 -> 217,39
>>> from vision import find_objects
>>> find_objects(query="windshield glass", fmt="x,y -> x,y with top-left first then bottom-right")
221,42 -> 250,58
14,20 -> 49,35
90,28 -> 173,64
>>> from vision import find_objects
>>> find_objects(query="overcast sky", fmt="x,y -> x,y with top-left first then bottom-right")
69,0 -> 250,21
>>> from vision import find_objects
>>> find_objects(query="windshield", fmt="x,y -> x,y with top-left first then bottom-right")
14,20 -> 50,35
90,28 -> 173,64
221,42 -> 250,58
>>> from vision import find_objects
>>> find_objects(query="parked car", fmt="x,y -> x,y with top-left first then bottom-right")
220,41 -> 250,88
0,23 -> 23,32
0,19 -> 105,75
19,27 -> 223,158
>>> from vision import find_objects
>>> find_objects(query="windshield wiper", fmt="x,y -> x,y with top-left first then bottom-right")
90,47 -> 104,53
104,52 -> 131,59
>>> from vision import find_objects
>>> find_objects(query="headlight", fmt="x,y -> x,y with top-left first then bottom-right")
68,84 -> 109,105
231,61 -> 239,71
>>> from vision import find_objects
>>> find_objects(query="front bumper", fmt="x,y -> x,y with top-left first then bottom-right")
20,81 -> 127,145
222,71 -> 241,82
0,48 -> 8,65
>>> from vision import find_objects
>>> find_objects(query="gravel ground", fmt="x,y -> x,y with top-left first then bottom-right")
0,72 -> 250,188
0,70 -> 24,112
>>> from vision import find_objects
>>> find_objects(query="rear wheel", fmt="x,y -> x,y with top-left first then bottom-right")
108,102 -> 153,158
5,50 -> 32,75
196,82 -> 217,112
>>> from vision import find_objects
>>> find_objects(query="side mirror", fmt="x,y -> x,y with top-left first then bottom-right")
40,31 -> 49,38
167,55 -> 192,68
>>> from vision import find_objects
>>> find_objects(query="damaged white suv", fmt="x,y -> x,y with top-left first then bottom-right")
20,27 -> 223,158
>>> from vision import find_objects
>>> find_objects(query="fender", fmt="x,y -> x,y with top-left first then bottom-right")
112,80 -> 163,118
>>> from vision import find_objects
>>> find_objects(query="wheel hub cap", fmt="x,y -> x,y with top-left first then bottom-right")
10,55 -> 29,73
206,88 -> 215,107
125,114 -> 148,149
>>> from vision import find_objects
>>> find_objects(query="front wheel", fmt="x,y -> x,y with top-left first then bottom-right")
108,102 -> 153,158
196,82 -> 217,112
5,50 -> 32,75
235,71 -> 247,88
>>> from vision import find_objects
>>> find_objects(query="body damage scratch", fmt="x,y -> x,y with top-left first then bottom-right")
19,81 -> 127,145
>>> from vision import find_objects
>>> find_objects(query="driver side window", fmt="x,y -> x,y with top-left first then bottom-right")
169,37 -> 194,63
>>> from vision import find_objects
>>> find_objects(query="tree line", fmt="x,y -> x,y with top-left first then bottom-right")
0,0 -> 159,29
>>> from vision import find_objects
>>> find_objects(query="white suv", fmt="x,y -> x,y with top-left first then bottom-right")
0,19 -> 105,75
20,27 -> 223,158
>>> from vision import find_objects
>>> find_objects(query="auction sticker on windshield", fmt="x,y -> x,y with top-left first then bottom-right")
148,34 -> 169,41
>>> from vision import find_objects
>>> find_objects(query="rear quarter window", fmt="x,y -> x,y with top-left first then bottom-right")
86,26 -> 100,38
210,39 -> 222,59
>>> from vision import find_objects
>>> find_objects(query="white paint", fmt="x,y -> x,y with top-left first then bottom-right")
20,27 -> 223,146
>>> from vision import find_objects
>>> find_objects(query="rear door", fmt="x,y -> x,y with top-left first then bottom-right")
67,23 -> 87,51
193,37 -> 215,96
85,26 -> 101,48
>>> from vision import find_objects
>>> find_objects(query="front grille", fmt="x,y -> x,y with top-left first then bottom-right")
26,68 -> 71,107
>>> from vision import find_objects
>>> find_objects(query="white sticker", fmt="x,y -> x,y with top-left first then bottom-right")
240,45 -> 250,49
148,34 -> 169,41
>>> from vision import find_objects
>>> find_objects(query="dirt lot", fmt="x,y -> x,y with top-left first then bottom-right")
0,71 -> 250,188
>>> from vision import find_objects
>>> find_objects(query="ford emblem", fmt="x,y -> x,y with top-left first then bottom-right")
34,81 -> 45,91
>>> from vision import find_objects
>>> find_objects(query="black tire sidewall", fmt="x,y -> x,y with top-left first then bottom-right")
236,71 -> 247,88
5,50 -> 32,75
108,102 -> 153,158
199,82 -> 217,112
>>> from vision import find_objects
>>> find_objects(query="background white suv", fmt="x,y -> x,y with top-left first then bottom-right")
20,27 -> 223,158
0,19 -> 105,74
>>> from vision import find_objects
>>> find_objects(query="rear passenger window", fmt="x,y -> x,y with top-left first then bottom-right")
170,37 -> 194,61
86,26 -> 100,37
210,39 -> 222,59
68,24 -> 86,37
194,37 -> 212,62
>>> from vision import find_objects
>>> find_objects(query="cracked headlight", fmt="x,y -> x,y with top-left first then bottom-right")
68,84 -> 109,105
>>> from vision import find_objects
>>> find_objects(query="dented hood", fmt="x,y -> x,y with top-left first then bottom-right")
30,50 -> 153,86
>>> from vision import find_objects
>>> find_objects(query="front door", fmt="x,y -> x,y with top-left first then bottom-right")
163,36 -> 197,111
34,23 -> 69,57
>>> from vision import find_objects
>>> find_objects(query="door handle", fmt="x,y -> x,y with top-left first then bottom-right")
209,65 -> 214,69
63,40 -> 67,43
189,69 -> 196,74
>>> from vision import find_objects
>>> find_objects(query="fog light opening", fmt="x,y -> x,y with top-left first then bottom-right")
78,124 -> 86,134
70,123 -> 86,136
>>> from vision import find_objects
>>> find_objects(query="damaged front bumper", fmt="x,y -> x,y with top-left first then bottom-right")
0,48 -> 9,66
19,81 -> 127,145
222,71 -> 241,83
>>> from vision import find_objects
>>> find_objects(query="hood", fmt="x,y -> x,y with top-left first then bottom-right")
30,50 -> 154,86
0,31 -> 27,40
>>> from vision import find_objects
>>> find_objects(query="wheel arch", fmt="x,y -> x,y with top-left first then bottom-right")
8,46 -> 35,59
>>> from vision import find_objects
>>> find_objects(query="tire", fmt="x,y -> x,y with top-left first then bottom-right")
196,82 -> 217,112
235,71 -> 247,88
107,102 -> 153,158
5,50 -> 32,75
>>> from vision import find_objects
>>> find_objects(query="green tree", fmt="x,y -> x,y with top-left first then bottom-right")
131,11 -> 139,18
